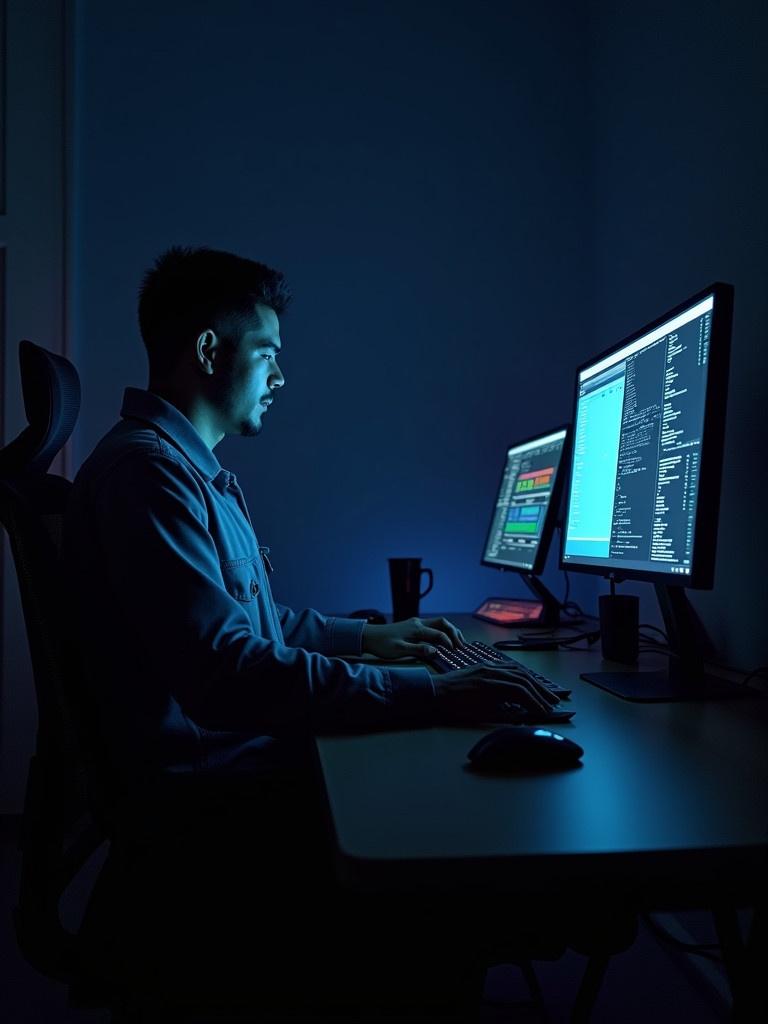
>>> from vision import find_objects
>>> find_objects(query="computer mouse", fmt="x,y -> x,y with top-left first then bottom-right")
466,725 -> 583,772
348,608 -> 387,625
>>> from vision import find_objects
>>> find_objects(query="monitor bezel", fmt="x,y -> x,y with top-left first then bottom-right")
559,282 -> 734,590
481,424 -> 572,577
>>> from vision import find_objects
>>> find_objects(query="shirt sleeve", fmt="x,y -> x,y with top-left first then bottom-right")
275,603 -> 367,656
78,450 -> 436,735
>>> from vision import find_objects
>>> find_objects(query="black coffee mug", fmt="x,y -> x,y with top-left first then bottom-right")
599,594 -> 639,663
388,558 -> 434,621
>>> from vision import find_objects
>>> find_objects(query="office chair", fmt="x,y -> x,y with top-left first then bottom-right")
0,339 -> 158,1018
0,340 -> 110,992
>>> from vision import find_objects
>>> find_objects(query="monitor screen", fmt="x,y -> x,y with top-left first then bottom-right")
561,283 -> 733,587
481,427 -> 570,575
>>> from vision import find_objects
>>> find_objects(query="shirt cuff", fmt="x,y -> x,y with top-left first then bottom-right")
326,616 -> 366,656
383,666 -> 437,724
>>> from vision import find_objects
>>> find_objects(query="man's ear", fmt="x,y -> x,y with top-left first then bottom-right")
195,329 -> 219,375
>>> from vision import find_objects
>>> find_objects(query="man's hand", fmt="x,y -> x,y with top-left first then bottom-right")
361,616 -> 465,661
435,665 -> 559,722
360,618 -> 558,722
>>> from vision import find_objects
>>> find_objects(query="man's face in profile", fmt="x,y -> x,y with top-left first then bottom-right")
216,304 -> 284,438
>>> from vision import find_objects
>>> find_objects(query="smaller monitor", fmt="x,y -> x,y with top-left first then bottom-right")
478,426 -> 570,626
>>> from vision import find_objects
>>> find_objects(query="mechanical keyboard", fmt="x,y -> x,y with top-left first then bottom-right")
427,640 -> 574,724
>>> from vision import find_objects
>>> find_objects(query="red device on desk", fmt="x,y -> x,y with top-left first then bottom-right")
473,596 -> 546,626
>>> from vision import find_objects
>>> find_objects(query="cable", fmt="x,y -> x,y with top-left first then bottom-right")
558,629 -> 601,648
562,600 -> 595,620
561,564 -> 570,610
639,622 -> 669,644
556,525 -> 595,620
496,626 -> 601,653
520,623 -> 588,640
559,573 -> 595,620
637,634 -> 674,651
637,645 -> 679,659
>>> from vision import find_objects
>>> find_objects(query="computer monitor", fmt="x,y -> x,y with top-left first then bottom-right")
477,426 -> 570,626
561,282 -> 737,699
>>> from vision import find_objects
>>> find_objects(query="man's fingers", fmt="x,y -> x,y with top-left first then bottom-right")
482,666 -> 559,703
480,681 -> 551,715
507,683 -> 553,714
422,618 -> 464,649
420,627 -> 455,648
396,641 -> 437,659
434,617 -> 464,648
478,669 -> 558,707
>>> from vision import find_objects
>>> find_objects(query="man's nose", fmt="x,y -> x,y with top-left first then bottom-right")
269,365 -> 285,389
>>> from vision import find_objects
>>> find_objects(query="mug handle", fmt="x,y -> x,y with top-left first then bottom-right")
419,568 -> 434,599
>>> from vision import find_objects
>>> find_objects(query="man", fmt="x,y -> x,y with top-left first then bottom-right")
63,246 -> 558,1017
65,245 -> 555,786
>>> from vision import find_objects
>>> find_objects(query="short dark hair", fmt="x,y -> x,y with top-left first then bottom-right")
138,246 -> 291,375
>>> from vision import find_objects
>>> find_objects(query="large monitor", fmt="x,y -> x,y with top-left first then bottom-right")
477,426 -> 570,626
561,282 -> 736,699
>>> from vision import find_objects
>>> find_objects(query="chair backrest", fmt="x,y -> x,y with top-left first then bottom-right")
0,340 -> 105,980
0,339 -> 81,476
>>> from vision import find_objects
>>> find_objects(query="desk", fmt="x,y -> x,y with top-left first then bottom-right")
317,615 -> 768,909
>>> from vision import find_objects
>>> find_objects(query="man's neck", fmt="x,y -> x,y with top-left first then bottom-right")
147,381 -> 224,449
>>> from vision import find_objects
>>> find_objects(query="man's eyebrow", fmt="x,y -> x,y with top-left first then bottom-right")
257,339 -> 282,353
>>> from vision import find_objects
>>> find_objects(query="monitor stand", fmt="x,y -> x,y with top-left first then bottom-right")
581,584 -> 751,702
520,573 -> 561,627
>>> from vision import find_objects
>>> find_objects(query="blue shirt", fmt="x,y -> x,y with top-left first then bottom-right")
63,388 -> 435,784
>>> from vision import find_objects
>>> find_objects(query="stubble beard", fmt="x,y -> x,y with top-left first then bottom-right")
240,413 -> 263,437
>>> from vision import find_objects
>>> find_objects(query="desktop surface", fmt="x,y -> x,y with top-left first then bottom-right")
317,615 -> 768,901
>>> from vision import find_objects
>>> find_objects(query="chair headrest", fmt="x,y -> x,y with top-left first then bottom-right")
0,341 -> 81,477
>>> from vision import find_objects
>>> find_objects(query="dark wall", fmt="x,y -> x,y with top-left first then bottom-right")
71,0 -> 596,618
587,0 -> 768,670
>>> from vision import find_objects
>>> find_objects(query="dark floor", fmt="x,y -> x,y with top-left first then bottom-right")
1,817 -> 736,1023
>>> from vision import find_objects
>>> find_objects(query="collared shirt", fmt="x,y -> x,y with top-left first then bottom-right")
63,388 -> 435,783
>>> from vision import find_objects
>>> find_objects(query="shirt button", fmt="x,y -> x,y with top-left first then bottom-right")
250,580 -> 260,598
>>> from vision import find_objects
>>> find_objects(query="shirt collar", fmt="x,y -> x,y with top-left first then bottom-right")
120,387 -> 222,482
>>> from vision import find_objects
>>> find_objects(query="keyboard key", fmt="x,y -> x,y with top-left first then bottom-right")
427,641 -> 571,699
